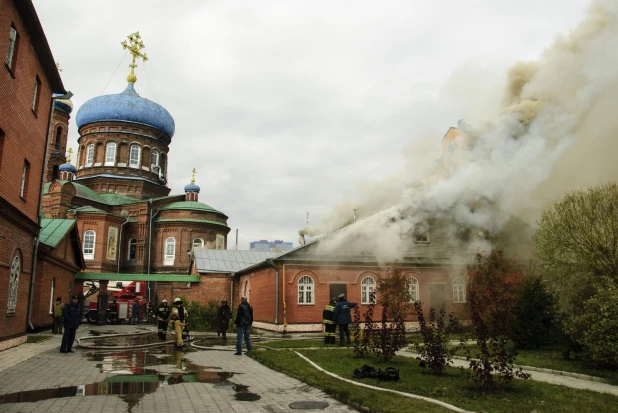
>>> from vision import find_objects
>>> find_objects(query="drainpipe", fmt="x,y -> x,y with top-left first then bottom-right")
282,264 -> 287,333
117,213 -> 129,274
265,259 -> 279,325
229,274 -> 234,309
147,202 -> 160,302
27,91 -> 73,331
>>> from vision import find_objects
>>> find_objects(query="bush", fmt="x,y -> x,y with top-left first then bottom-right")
185,300 -> 221,332
413,302 -> 459,375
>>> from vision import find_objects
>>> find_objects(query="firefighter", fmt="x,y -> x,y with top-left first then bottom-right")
146,302 -> 154,324
156,299 -> 171,340
322,297 -> 336,344
108,300 -> 118,324
170,297 -> 189,348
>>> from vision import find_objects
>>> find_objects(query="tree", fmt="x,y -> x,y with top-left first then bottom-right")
534,182 -> 618,308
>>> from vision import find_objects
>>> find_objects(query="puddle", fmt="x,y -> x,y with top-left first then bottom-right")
88,330 -> 116,336
233,384 -> 261,401
87,347 -> 203,374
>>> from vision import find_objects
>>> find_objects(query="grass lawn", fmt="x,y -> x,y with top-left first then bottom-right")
450,345 -> 618,384
250,348 -> 618,413
26,335 -> 52,344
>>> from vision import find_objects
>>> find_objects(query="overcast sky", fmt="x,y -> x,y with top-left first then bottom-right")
33,0 -> 589,249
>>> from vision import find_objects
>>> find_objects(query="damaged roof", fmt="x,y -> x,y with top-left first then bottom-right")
194,250 -> 276,273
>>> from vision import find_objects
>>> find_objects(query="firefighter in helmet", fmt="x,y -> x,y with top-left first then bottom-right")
156,299 -> 171,340
169,297 -> 189,348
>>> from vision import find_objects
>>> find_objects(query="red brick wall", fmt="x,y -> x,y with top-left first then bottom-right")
154,273 -> 232,307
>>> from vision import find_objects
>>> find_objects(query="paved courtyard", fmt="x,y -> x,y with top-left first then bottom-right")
0,325 -> 353,413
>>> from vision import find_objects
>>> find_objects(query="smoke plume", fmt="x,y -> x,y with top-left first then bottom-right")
300,0 -> 618,261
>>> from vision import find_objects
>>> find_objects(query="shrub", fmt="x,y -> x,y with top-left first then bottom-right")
413,302 -> 458,375
186,300 -> 220,332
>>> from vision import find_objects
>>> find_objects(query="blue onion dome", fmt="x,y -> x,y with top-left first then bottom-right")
75,83 -> 175,138
184,182 -> 200,193
59,161 -> 77,173
53,93 -> 73,114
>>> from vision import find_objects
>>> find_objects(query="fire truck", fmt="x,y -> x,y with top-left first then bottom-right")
83,281 -> 149,324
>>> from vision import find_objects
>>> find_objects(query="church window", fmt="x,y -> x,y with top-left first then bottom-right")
5,25 -> 19,73
297,275 -> 314,305
32,75 -> 41,113
164,237 -> 175,265
192,238 -> 204,249
129,144 -> 140,168
409,276 -> 420,302
83,230 -> 96,259
86,144 -> 94,166
453,277 -> 466,303
105,142 -> 116,165
54,126 -> 63,149
20,159 -> 29,199
413,223 -> 430,244
151,149 -> 159,168
361,276 -> 376,304
128,238 -> 136,260
7,255 -> 20,314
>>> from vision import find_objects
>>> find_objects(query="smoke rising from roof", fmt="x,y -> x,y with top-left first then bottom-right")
300,0 -> 618,260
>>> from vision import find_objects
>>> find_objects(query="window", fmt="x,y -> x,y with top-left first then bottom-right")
105,142 -> 116,165
192,238 -> 204,249
361,276 -> 377,304
453,277 -> 466,303
49,278 -> 55,314
32,76 -> 41,113
54,126 -> 63,149
20,160 -> 30,199
297,275 -> 314,304
151,149 -> 159,168
413,223 -> 430,244
86,144 -> 94,166
5,25 -> 19,73
164,237 -> 175,265
83,230 -> 96,259
128,238 -> 136,260
7,255 -> 20,314
129,144 -> 140,168
409,276 -> 419,302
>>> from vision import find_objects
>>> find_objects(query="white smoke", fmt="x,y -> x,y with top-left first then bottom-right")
301,0 -> 618,260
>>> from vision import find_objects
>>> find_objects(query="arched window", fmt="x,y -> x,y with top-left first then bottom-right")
164,237 -> 175,265
361,276 -> 376,304
128,238 -> 136,260
409,276 -> 419,303
86,144 -> 94,166
192,238 -> 204,249
83,230 -> 96,259
243,280 -> 250,302
453,277 -> 466,303
7,255 -> 20,314
105,142 -> 116,166
54,125 -> 63,149
151,149 -> 159,168
297,275 -> 314,304
129,144 -> 140,168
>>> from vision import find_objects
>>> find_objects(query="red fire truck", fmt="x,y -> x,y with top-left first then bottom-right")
83,281 -> 149,324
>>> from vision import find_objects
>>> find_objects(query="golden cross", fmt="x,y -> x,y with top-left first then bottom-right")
191,168 -> 196,183
121,32 -> 148,84
67,147 -> 73,162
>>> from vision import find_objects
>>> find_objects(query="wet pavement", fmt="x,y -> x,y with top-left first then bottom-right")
0,324 -> 353,413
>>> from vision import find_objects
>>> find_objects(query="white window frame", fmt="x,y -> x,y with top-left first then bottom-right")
20,160 -> 29,198
5,26 -> 18,69
151,149 -> 159,169
105,142 -> 116,166
453,277 -> 466,303
297,275 -> 314,305
164,237 -> 175,265
409,276 -> 420,303
192,238 -> 204,249
7,255 -> 20,314
83,230 -> 96,259
49,278 -> 55,314
361,276 -> 376,304
129,144 -> 140,168
86,144 -> 94,166
128,238 -> 136,260
32,76 -> 40,112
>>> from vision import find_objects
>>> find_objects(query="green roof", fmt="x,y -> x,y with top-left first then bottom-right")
99,193 -> 143,205
71,206 -> 108,214
156,218 -> 229,228
39,219 -> 76,248
76,272 -> 200,282
159,201 -> 222,214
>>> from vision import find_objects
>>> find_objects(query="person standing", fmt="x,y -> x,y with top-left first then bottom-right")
131,299 -> 141,325
322,297 -> 336,345
234,297 -> 253,355
60,295 -> 81,353
169,297 -> 188,348
52,297 -> 64,334
333,293 -> 357,346
108,300 -> 118,324
217,300 -> 232,340
146,302 -> 154,324
155,299 -> 171,340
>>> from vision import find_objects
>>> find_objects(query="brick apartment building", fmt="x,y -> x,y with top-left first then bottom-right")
0,0 -> 67,349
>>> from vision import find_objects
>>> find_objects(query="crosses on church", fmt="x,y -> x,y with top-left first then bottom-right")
121,32 -> 148,84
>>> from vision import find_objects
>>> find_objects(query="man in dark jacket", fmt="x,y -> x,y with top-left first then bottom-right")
332,293 -> 357,346
217,300 -> 232,339
131,299 -> 141,325
155,299 -> 171,340
234,297 -> 253,355
60,295 -> 81,353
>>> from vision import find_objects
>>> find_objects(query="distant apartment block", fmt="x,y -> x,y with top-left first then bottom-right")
249,240 -> 294,252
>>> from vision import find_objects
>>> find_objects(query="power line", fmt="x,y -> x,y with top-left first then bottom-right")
101,50 -> 129,95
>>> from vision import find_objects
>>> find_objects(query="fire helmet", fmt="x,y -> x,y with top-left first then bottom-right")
162,299 -> 168,303
173,297 -> 182,304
